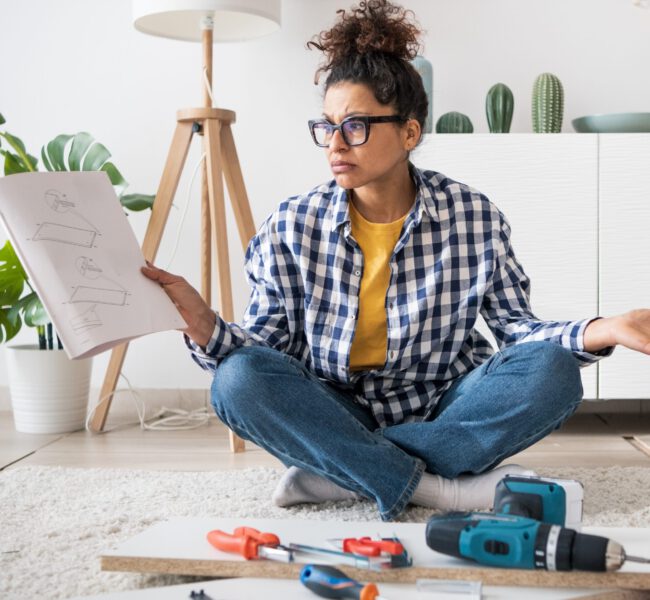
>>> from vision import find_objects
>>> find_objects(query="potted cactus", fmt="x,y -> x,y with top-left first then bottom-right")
0,112 -> 153,433
532,73 -> 564,133
436,111 -> 474,134
486,83 -> 514,133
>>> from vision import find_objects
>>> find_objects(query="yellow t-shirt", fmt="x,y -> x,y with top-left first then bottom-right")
348,201 -> 407,371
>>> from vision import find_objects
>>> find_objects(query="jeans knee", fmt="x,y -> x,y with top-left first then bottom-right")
211,346 -> 272,421
210,345 -> 298,423
522,341 -> 583,413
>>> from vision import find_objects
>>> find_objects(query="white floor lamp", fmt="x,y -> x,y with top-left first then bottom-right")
90,1 -> 281,453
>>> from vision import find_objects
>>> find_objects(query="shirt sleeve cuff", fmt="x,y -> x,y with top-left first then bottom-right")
183,313 -> 222,368
572,317 -> 615,365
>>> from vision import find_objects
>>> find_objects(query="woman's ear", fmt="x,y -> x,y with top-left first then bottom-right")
404,118 -> 422,150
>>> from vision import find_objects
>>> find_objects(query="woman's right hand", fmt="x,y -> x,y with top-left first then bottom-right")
141,262 -> 216,348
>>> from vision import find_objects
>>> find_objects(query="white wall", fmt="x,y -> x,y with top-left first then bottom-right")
1,0 -> 649,390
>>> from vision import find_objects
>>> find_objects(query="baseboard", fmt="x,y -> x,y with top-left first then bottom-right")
1,386 -> 648,418
0,386 -> 210,424
577,399 -> 649,413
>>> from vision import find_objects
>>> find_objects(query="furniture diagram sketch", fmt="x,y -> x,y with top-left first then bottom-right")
32,189 -> 100,247
68,257 -> 131,332
70,305 -> 102,332
33,222 -> 98,247
0,171 -> 186,360
70,286 -> 129,305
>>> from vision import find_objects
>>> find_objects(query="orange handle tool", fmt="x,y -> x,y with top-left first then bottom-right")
207,527 -> 280,560
342,537 -> 405,557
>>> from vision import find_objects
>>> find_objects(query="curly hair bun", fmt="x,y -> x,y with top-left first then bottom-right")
308,0 -> 422,79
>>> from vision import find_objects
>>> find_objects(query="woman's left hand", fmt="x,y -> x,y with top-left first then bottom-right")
584,309 -> 650,355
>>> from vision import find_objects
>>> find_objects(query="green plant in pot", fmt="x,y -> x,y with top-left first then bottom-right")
0,112 -> 154,433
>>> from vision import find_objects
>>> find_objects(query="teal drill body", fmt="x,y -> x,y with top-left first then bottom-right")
426,512 -> 612,572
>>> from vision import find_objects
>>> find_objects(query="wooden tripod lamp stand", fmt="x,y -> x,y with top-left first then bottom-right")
88,0 -> 281,452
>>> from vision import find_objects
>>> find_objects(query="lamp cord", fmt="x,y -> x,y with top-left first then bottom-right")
84,62 -> 217,435
85,372 -> 213,434
203,67 -> 215,105
164,151 -> 206,271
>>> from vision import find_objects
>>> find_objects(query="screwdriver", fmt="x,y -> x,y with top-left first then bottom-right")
300,564 -> 390,600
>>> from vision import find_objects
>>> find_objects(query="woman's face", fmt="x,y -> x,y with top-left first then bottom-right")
320,81 -> 417,190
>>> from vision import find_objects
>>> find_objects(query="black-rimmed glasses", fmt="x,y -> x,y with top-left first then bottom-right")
308,115 -> 405,147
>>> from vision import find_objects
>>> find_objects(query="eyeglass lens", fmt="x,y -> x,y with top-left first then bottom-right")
312,119 -> 367,146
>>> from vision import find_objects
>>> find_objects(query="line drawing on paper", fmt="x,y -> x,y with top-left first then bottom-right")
33,222 -> 98,247
44,189 -> 99,232
70,305 -> 102,332
32,189 -> 100,246
69,286 -> 128,305
67,257 -> 131,332
69,257 -> 129,305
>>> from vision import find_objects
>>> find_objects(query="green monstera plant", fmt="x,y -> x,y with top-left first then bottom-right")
0,112 -> 154,349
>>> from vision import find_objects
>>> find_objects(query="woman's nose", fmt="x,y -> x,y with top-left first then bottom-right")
328,129 -> 349,152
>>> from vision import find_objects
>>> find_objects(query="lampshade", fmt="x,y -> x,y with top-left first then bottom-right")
133,0 -> 281,42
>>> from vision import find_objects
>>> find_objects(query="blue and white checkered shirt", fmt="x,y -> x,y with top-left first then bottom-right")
187,166 -> 610,427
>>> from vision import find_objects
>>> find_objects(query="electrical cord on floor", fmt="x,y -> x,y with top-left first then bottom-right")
85,372 -> 213,433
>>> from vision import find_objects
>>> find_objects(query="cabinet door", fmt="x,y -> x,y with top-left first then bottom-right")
599,134 -> 650,399
412,134 -> 599,399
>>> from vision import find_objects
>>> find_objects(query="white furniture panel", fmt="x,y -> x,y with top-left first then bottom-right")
412,134 -> 599,399
599,134 -> 650,399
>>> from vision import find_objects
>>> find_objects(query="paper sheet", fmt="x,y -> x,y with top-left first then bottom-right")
0,171 -> 186,359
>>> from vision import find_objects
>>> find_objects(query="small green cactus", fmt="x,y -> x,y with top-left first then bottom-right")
532,73 -> 564,133
436,111 -> 474,134
486,83 -> 514,133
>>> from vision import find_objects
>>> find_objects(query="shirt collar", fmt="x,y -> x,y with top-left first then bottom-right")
330,163 -> 440,233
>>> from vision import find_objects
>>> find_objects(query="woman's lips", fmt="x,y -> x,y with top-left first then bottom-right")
331,160 -> 355,174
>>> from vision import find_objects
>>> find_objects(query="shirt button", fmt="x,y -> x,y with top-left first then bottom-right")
354,270 -> 361,276
390,351 -> 396,359
389,302 -> 394,310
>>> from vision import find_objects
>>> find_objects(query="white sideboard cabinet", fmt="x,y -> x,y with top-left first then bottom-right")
599,135 -> 650,399
412,133 -> 650,402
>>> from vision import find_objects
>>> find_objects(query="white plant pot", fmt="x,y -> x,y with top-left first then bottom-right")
6,344 -> 92,434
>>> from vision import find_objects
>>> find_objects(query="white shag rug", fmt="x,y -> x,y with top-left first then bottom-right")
1,465 -> 650,599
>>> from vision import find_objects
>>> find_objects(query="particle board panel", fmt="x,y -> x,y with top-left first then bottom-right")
412,134 -> 599,399
68,576 -> 630,600
101,517 -> 650,590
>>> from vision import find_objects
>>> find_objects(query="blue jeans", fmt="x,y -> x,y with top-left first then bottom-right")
210,341 -> 583,521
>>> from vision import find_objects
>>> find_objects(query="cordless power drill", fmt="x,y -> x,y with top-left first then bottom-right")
425,511 -> 650,572
493,475 -> 584,530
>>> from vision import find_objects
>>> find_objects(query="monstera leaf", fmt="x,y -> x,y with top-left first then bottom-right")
0,126 -> 38,174
41,132 -> 154,211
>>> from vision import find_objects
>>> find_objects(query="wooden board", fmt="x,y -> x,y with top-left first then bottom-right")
69,576 -> 649,600
100,517 -> 650,590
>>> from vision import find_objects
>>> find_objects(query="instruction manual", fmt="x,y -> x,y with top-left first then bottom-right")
0,171 -> 186,359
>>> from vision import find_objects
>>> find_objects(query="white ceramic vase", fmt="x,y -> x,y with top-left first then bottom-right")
6,345 -> 92,434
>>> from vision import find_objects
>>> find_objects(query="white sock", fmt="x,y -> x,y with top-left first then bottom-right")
272,466 -> 360,507
411,464 -> 537,511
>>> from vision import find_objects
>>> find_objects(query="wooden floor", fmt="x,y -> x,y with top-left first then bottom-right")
2,410 -> 650,472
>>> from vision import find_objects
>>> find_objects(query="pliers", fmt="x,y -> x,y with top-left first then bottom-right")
207,526 -> 294,562
329,536 -> 405,557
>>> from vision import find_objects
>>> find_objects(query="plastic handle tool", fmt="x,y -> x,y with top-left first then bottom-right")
341,537 -> 405,557
300,564 -> 386,600
206,527 -> 280,560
